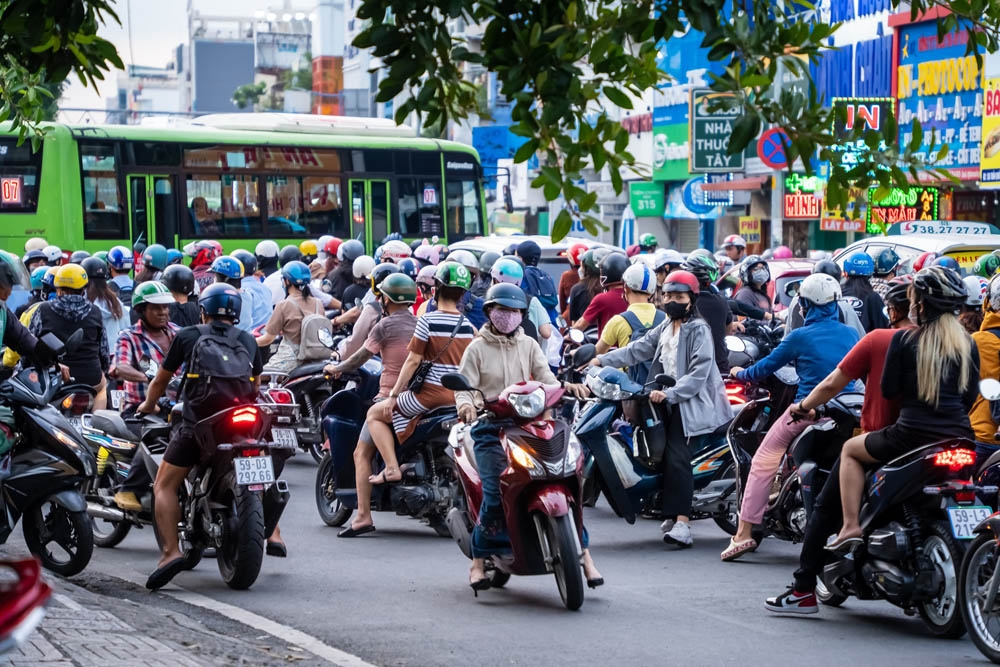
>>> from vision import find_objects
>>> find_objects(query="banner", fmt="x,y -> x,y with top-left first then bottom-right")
739,216 -> 761,243
982,78 -> 1000,187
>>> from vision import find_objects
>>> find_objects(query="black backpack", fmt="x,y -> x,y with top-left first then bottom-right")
182,323 -> 254,419
620,309 -> 666,385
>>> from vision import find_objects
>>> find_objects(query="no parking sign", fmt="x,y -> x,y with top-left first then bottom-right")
757,128 -> 790,170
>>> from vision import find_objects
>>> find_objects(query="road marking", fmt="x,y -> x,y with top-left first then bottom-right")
89,562 -> 374,667
53,592 -> 83,611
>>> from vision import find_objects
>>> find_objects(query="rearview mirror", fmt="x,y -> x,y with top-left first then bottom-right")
654,374 -> 677,388
725,336 -> 746,353
568,329 -> 585,345
572,343 -> 596,367
982,378 -> 1000,401
441,373 -> 473,392
784,280 -> 802,299
318,328 -> 335,349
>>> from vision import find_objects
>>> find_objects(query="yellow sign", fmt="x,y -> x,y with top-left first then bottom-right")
897,56 -> 982,100
739,216 -> 761,244
982,77 -> 1000,188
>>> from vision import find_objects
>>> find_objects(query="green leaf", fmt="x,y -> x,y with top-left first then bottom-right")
513,139 -> 538,163
552,209 -> 573,242
603,87 -> 632,109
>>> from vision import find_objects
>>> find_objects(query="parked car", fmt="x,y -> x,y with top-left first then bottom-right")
448,235 -> 615,286
834,230 -> 1000,276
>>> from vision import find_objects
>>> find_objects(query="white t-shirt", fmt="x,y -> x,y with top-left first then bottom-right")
659,323 -> 680,379
263,271 -> 284,306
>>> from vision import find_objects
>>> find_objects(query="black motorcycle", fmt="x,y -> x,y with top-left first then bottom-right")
725,320 -> 783,369
0,332 -> 96,575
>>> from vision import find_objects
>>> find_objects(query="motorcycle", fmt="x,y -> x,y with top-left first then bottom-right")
441,373 -> 587,611
725,320 -> 783,369
315,356 -> 461,536
0,332 -> 96,575
0,558 -> 51,655
51,382 -> 97,433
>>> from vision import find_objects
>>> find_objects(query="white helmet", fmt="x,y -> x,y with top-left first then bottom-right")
416,265 -> 437,287
352,255 -> 377,279
318,235 -> 334,254
623,262 -> 657,295
24,237 -> 47,253
446,249 -> 478,272
42,245 -> 62,264
723,234 -> 747,248
799,273 -> 841,305
653,248 -> 685,272
381,240 -> 412,264
964,275 -> 988,307
255,240 -> 280,259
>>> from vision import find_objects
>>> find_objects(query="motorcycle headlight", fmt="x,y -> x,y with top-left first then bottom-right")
565,433 -> 583,469
509,443 -> 545,477
585,371 -> 634,401
510,387 -> 546,420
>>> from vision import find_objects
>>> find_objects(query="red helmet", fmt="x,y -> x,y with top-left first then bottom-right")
324,237 -> 343,258
567,243 -> 587,267
626,244 -> 640,258
912,251 -> 938,272
192,240 -> 222,268
663,270 -> 700,295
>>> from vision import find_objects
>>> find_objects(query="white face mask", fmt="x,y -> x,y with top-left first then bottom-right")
578,267 -> 585,279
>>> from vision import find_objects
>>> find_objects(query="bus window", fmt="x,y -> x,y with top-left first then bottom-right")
266,175 -> 305,237
395,178 -> 442,237
445,178 -> 481,240
301,176 -> 346,238
184,174 -> 262,237
0,140 -> 42,213
80,143 -> 126,238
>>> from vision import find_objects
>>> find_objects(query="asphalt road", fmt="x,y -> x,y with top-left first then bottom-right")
28,454 -> 994,667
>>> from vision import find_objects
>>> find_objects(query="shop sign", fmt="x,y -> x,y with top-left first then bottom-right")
981,78 -> 1000,186
896,20 -> 983,181
866,186 -> 938,231
820,217 -> 865,232
652,103 -> 692,181
830,97 -> 895,170
783,174 -> 823,220
629,181 -> 665,217
689,89 -> 743,172
739,216 -> 761,243
890,220 -> 996,236
703,173 -> 733,206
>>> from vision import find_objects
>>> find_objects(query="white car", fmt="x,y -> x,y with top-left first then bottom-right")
834,231 -> 1000,276
448,234 -> 616,285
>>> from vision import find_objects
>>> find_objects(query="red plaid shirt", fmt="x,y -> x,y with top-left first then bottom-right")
114,320 -> 179,411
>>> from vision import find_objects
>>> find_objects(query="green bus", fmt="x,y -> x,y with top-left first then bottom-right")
0,114 -> 487,255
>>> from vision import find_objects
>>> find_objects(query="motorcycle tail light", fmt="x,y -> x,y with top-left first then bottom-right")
231,406 -> 259,426
62,393 -> 94,414
725,384 -> 746,405
933,448 -> 975,471
266,389 -> 294,404
955,488 -> 977,503
240,448 -> 261,457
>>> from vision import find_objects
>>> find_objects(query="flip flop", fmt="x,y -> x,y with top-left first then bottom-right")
266,541 -> 288,557
145,557 -> 187,590
368,471 -> 401,485
825,535 -> 863,553
721,537 -> 758,562
338,524 -> 376,538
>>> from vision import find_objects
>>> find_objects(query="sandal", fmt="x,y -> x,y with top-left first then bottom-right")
369,469 -> 402,485
824,534 -> 863,553
720,537 -> 758,562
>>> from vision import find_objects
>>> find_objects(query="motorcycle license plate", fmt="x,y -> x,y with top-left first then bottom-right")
68,417 -> 82,431
110,390 -> 125,410
233,455 -> 275,486
947,505 -> 991,539
272,428 -> 298,448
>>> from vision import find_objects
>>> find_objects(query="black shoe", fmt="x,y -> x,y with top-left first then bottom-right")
146,557 -> 187,591
266,541 -> 287,557
338,524 -> 376,538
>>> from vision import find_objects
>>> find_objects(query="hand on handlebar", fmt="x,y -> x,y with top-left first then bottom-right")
323,363 -> 342,380
649,389 -> 668,404
788,402 -> 816,423
135,399 -> 156,416
458,404 -> 477,424
563,382 -> 590,399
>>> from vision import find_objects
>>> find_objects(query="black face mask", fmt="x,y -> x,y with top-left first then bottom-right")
664,301 -> 690,320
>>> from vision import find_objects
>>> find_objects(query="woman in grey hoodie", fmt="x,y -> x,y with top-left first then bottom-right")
593,270 -> 730,548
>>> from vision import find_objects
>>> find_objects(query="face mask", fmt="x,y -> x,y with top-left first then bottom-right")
664,301 -> 690,320
578,267 -> 585,279
489,309 -> 522,334
751,269 -> 769,285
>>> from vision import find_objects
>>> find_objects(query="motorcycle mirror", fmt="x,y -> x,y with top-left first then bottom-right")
784,280 -> 802,299
572,343 -> 596,367
440,373 -> 472,392
725,336 -> 746,353
981,378 -> 1000,401
321,278 -> 333,294
653,374 -> 677,388
568,329 -> 585,345
38,332 -> 65,358
317,328 -> 335,348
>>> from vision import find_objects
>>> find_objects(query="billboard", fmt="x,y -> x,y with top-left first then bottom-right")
256,32 -> 311,71
193,40 -> 255,113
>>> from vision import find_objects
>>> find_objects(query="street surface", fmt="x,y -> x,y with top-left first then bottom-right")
5,454 -> 991,666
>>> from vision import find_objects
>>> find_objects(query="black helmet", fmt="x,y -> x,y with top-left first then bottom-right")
812,259 -> 842,281
199,282 -> 242,320
739,255 -> 768,284
484,283 -> 528,311
279,245 -> 303,267
913,266 -> 966,316
599,251 -> 629,286
81,256 -> 110,281
370,262 -> 400,295
884,275 -> 913,310
161,264 -> 195,296
681,257 -> 712,286
232,249 -> 257,276
70,250 -> 91,264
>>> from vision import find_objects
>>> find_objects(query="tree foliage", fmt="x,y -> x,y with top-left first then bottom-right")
355,0 -> 1000,240
232,81 -> 269,110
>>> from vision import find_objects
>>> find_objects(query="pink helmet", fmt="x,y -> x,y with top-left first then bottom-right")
414,243 -> 448,266
773,245 -> 793,259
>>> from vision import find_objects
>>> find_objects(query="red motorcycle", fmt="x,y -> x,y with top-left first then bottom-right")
440,374 -> 586,610
0,558 -> 51,654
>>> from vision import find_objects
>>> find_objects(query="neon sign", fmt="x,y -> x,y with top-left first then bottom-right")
866,186 -> 939,233
0,177 -> 22,205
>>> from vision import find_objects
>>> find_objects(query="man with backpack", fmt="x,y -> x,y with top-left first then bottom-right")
137,283 -> 264,590
516,240 -> 559,324
595,263 -> 663,385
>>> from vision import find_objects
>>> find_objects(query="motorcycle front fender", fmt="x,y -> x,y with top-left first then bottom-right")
526,486 -> 572,518
574,401 -> 617,437
47,489 -> 86,513
974,511 -> 1000,537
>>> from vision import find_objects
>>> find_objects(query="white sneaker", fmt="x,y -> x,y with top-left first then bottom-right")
663,521 -> 693,548
659,518 -> 675,534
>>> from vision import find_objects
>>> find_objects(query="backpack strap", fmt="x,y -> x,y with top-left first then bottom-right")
650,309 -> 665,328
620,309 -> 642,333
987,328 -> 1000,342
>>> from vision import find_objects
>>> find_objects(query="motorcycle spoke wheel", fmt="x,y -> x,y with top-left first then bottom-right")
544,514 -> 585,611
90,471 -> 132,548
917,522 -> 965,639
314,453 -> 352,527
23,502 -> 93,577
960,533 -> 1000,661
712,459 -> 738,536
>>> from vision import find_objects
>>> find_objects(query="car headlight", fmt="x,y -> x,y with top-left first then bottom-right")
585,371 -> 635,401
510,387 -> 546,420
509,444 -> 545,477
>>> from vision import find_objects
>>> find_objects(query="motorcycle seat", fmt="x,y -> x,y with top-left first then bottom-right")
400,407 -> 458,446
90,409 -> 139,442
285,361 -> 330,381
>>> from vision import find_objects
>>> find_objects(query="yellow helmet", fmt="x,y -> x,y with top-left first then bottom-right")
54,263 -> 89,290
299,240 -> 318,258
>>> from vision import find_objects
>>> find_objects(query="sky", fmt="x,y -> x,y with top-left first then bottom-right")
61,0 -> 317,116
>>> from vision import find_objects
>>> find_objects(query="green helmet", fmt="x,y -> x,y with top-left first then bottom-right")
974,253 -> 1000,279
0,250 -> 28,290
93,250 -> 109,264
132,280 -> 176,307
434,260 -> 472,290
581,248 -> 609,274
639,233 -> 658,250
378,273 -> 417,304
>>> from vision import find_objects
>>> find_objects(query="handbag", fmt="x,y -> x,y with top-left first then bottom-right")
407,314 -> 465,394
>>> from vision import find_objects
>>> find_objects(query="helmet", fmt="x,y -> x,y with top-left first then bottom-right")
653,248 -> 685,272
211,256 -> 245,280
166,248 -> 184,266
446,249 -> 479,273
515,240 -> 542,266
491,257 -> 524,285
378,273 -> 418,304
191,240 -> 222,267
912,251 -> 938,272
623,263 -> 657,295
663,270 -> 700,296
484,283 -> 529,310
843,251 -> 875,277
599,251 -> 629,285
199,282 -> 242,319
318,235 -> 334,252
416,265 -> 437,287
81,256 -> 110,281
0,251 -> 28,291
24,237 -> 47,253
231,250 -> 256,276
873,248 -> 900,275
352,255 -> 377,279
813,259 -> 842,281
974,253 -> 1000,279
93,250 -> 109,263
41,266 -> 58,290
381,232 -> 404,244
370,262 -> 400,295
338,239 -> 365,263
323,237 -> 343,259
739,255 -> 767,284
772,245 -> 793,259
299,240 -> 319,262
682,255 -> 719,286
278,245 -> 303,267
22,249 -> 46,268
42,245 -> 62,266
964,275 -> 989,307
799,273 -> 841,306
53,263 -> 88,290
131,280 -> 175,308
435,261 -> 473,290
885,275 -> 913,309
689,248 -> 715,262
639,233 -> 658,251
723,235 -> 747,248
281,260 -> 312,288
108,245 -> 134,270
69,250 -> 91,263
913,266 -> 966,315
161,264 -> 195,295
567,243 -> 587,267
932,256 -> 961,271
581,248 -> 608,275
29,266 -> 48,291
503,243 -> 518,256
626,244 -> 640,258
414,243 -> 446,266
396,257 -> 419,280
381,240 -> 412,264
142,244 -> 168,271
255,240 -> 280,262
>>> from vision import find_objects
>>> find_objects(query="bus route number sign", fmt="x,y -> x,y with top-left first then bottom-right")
0,177 -> 22,206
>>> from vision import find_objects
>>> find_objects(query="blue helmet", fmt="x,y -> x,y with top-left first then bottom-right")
210,255 -> 245,280
166,248 -> 184,265
142,243 -> 168,271
843,252 -> 874,277
108,245 -> 133,271
873,247 -> 900,275
396,257 -> 419,280
198,282 -> 242,320
932,256 -> 961,271
280,260 -> 311,288
29,266 -> 48,291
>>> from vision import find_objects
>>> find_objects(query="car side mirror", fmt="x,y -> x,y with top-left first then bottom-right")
784,280 -> 802,299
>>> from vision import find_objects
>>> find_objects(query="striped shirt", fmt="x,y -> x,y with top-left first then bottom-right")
408,310 -> 477,388
114,320 -> 179,411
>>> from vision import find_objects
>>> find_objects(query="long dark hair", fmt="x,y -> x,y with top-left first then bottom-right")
134,268 -> 157,285
844,275 -> 874,299
87,278 -> 122,319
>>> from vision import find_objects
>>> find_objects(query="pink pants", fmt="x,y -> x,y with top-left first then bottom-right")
738,405 -> 821,525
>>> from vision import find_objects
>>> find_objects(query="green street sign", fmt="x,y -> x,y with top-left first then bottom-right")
629,181 -> 664,217
690,88 -> 744,173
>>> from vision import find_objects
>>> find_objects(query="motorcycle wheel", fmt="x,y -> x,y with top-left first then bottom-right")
711,459 -> 739,536
308,443 -> 325,464
22,501 -> 93,577
917,521 -> 966,639
315,453 -> 353,527
815,578 -> 847,607
216,474 -> 266,590
545,514 -> 584,611
959,532 -> 1000,662
89,471 -> 133,549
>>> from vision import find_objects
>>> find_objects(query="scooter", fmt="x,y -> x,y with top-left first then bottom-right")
441,373 -> 587,611
0,558 -> 51,655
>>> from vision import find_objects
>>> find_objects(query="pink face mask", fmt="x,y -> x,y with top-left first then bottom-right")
489,309 -> 522,334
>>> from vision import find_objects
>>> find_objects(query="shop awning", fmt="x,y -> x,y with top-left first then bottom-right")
700,175 -> 768,191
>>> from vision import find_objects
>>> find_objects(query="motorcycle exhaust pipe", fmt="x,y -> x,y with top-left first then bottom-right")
87,502 -> 126,522
263,479 -> 290,538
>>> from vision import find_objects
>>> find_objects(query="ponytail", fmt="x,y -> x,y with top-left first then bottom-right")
300,284 -> 312,299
